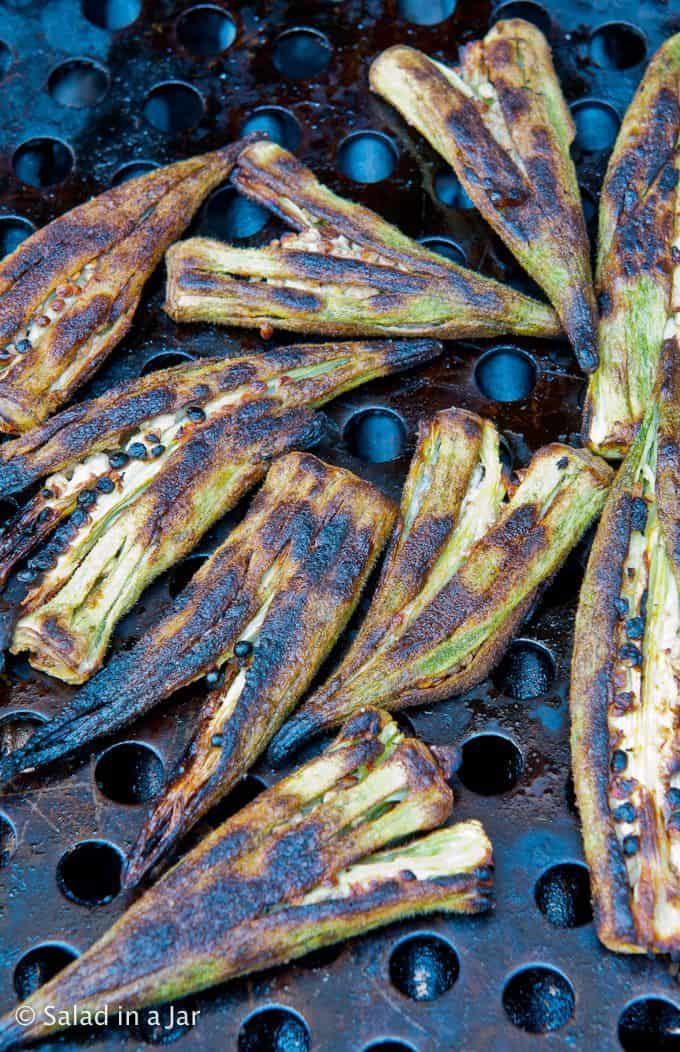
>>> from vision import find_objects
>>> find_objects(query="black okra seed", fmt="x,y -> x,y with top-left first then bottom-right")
234,639 -> 253,660
205,669 -> 223,688
613,802 -> 635,823
77,489 -> 96,508
613,597 -> 629,618
15,338 -> 32,354
70,508 -> 88,527
611,749 -> 628,773
211,734 -> 223,748
109,451 -> 129,469
186,406 -> 206,422
96,477 -> 115,494
127,442 -> 147,459
150,444 -> 165,458
619,643 -> 642,666
668,788 -> 680,807
622,834 -> 639,856
625,617 -> 644,640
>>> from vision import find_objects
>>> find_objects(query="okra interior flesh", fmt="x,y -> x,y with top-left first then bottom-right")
270,416 -> 613,763
0,138 -> 261,434
0,339 -> 438,684
122,451 -> 397,886
164,140 -> 562,341
582,31 -> 680,459
0,709 -> 493,1052
369,19 -> 598,371
571,387 -> 680,954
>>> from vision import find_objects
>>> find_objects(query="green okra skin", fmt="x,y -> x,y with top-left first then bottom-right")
164,140 -> 562,341
0,337 -> 439,684
0,711 -> 493,1052
270,436 -> 613,763
582,31 -> 680,459
369,21 -> 598,372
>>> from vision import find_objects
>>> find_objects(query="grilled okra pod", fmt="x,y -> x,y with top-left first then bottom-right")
369,20 -> 598,371
122,452 -> 397,885
0,138 -> 260,434
0,454 -> 396,797
164,140 -> 561,341
0,709 -> 493,1052
582,32 -> 680,459
0,338 -> 437,684
270,411 -> 613,762
571,339 -> 680,955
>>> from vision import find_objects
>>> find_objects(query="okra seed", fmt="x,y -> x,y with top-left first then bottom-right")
150,444 -> 165,458
17,568 -> 38,582
613,597 -> 629,618
668,788 -> 680,807
77,489 -> 96,508
96,477 -> 115,494
186,406 -> 206,422
31,551 -> 55,571
625,617 -> 644,640
37,508 -> 52,524
15,338 -> 32,354
146,433 -> 160,444
127,442 -> 147,459
41,487 -> 53,499
109,451 -> 129,469
211,734 -> 223,748
70,508 -> 88,527
234,639 -> 253,660
622,834 -> 639,856
613,802 -> 635,823
205,669 -> 223,688
611,749 -> 628,773
556,456 -> 569,470
619,643 -> 642,666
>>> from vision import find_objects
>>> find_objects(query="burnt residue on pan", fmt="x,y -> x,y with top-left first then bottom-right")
0,1 -> 679,1050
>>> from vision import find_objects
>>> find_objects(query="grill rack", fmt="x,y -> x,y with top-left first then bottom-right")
1,0 -> 680,1049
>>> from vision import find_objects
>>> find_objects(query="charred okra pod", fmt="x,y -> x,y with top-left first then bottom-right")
0,338 -> 436,684
571,340 -> 680,955
369,20 -> 598,371
164,140 -> 561,341
0,454 -> 396,804
0,138 -> 260,434
270,410 -> 613,762
582,32 -> 680,459
0,709 -> 493,1052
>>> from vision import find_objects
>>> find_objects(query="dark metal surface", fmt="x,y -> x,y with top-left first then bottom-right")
1,0 -> 680,1049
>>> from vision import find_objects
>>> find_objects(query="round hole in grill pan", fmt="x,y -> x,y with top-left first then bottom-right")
111,159 -> 160,185
143,81 -> 204,134
12,137 -> 74,187
337,131 -> 399,184
241,106 -> 302,151
0,215 -> 36,258
396,0 -> 456,26
474,346 -> 538,402
492,1 -> 552,36
493,639 -> 556,699
272,27 -> 333,80
0,710 -> 47,756
534,862 -> 593,928
362,1043 -> 417,1052
56,839 -> 124,905
502,965 -> 575,1033
590,22 -> 647,70
13,943 -> 79,999
48,58 -> 110,108
200,186 -> 270,240
570,99 -> 621,154
389,934 -> 459,1001
344,408 -> 407,463
419,235 -> 467,266
0,40 -> 13,78
238,1006 -> 311,1052
618,997 -> 680,1051
0,812 -> 17,867
458,733 -> 523,795
176,5 -> 237,57
434,168 -> 474,209
95,742 -> 165,805
81,0 -> 141,30
168,552 -> 210,598
140,349 -> 195,376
